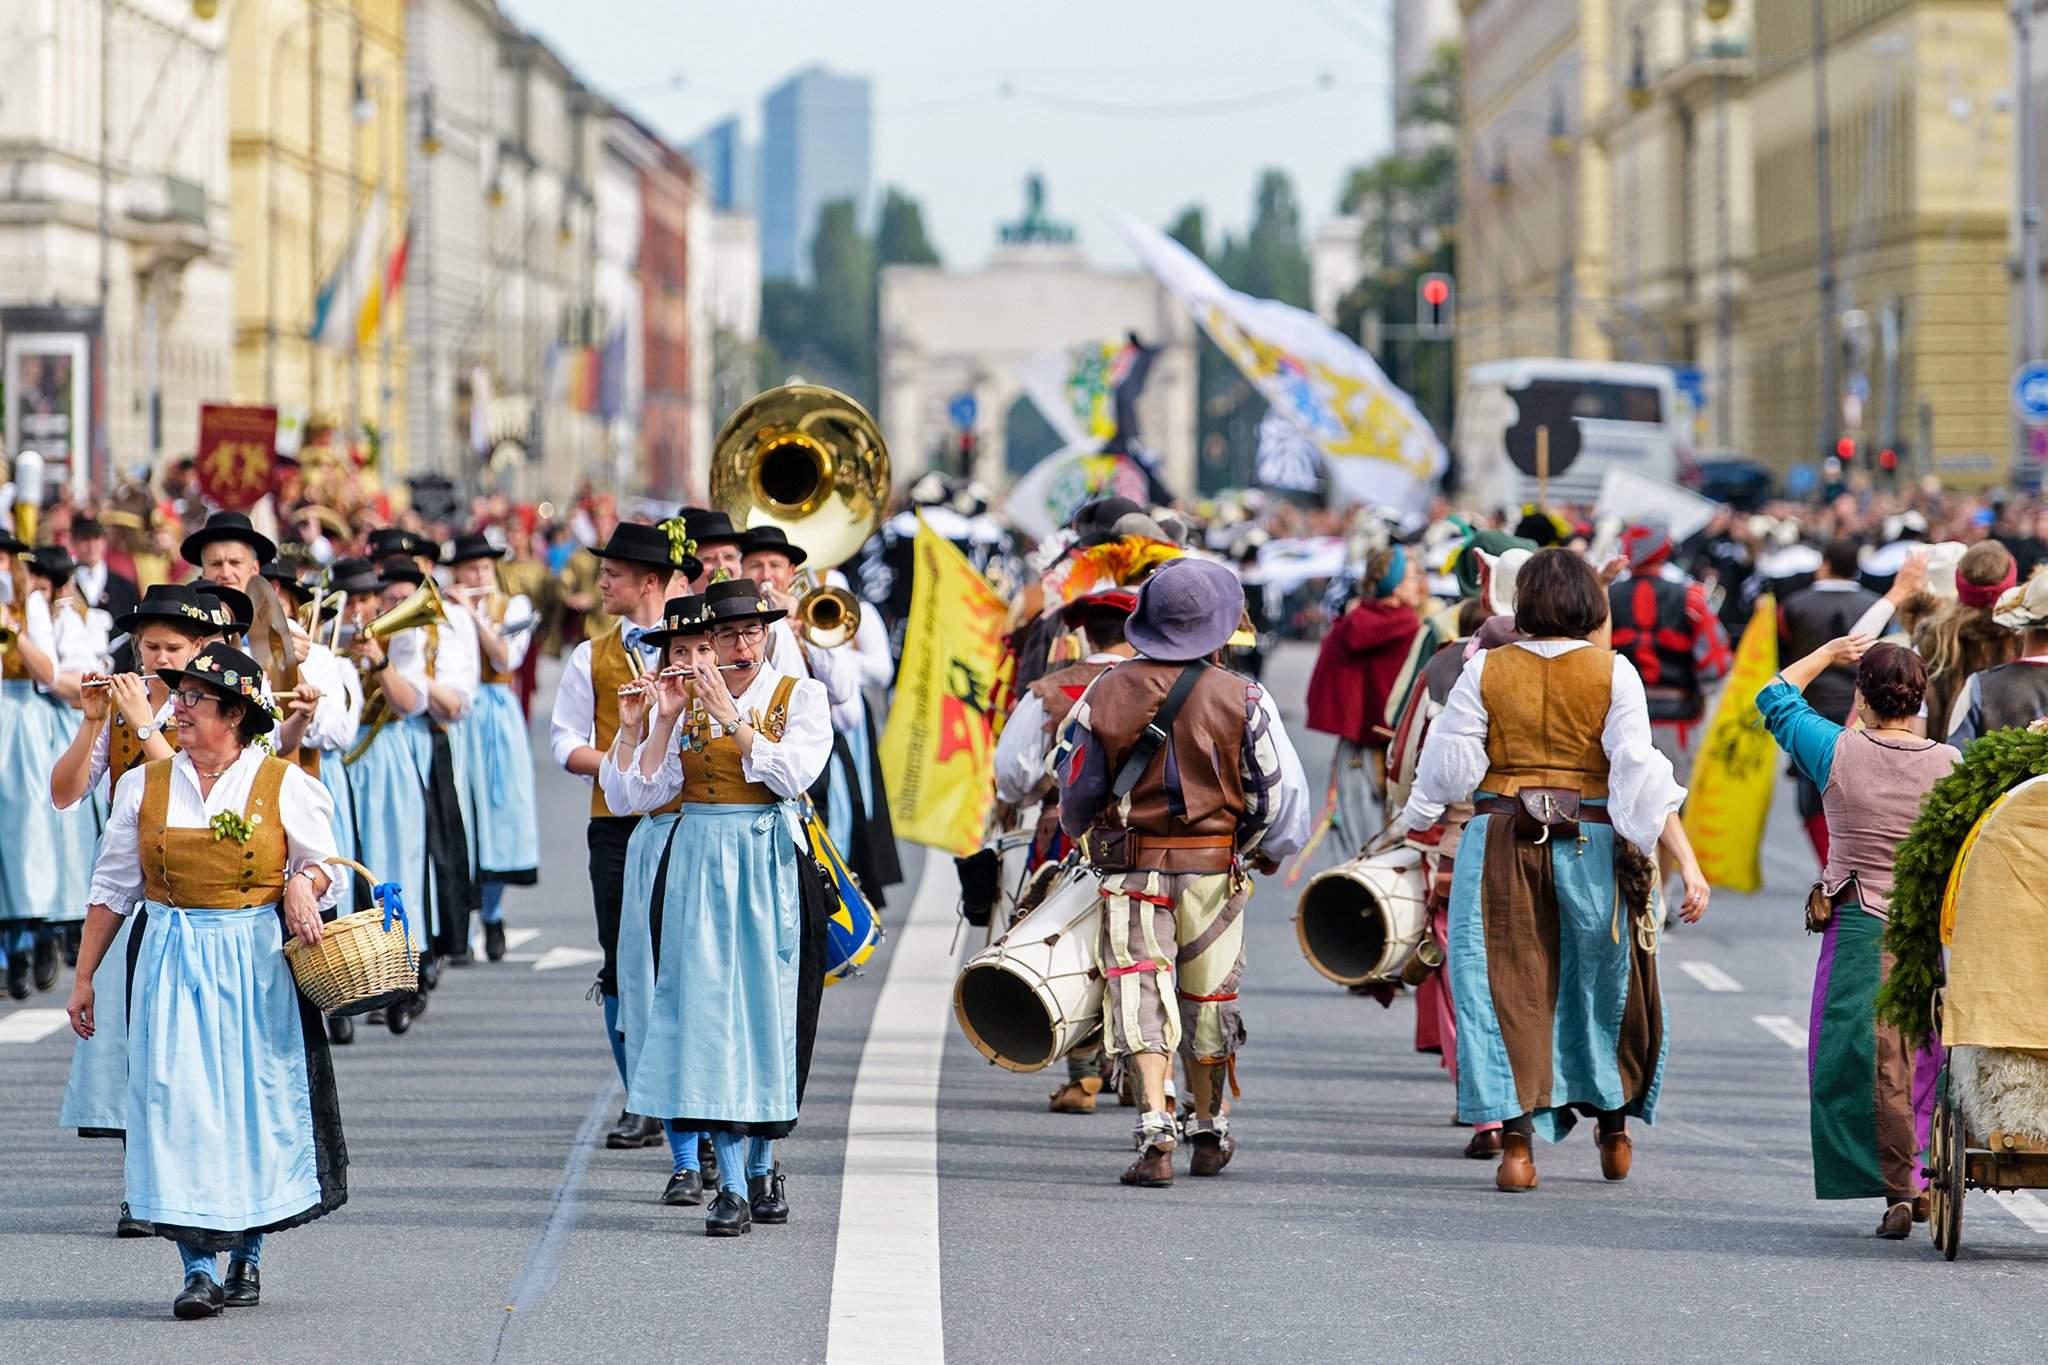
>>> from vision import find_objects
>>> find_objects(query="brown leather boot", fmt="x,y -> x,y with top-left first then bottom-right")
1186,1118 -> 1234,1176
1598,1131 -> 1633,1182
1120,1145 -> 1176,1187
1463,1128 -> 1503,1160
1911,1191 -> 1930,1224
1875,1201 -> 1913,1239
1496,1132 -> 1538,1191
1048,1076 -> 1102,1114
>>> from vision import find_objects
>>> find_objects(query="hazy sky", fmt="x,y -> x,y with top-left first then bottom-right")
499,0 -> 1396,269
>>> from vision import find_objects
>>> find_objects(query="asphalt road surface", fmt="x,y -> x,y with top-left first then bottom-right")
5,644 -> 2048,1363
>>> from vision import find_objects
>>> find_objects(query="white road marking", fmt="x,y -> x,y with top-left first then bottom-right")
1680,960 -> 1744,993
825,855 -> 960,1365
470,927 -> 542,955
1990,1190 -> 2048,1236
531,946 -> 604,973
0,1008 -> 70,1044
1753,1014 -> 1809,1050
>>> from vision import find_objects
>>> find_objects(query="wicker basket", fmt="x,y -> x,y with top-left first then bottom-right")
283,858 -> 418,1017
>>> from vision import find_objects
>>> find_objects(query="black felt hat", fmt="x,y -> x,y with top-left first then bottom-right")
682,508 -> 744,549
259,561 -> 310,602
367,527 -> 435,562
702,577 -> 787,626
376,557 -> 425,589
328,556 -> 383,596
738,525 -> 809,568
158,642 -> 274,733
180,511 -> 278,567
596,521 -> 696,574
115,583 -> 217,637
26,544 -> 74,584
640,594 -> 714,647
443,531 -> 506,564
192,581 -> 253,632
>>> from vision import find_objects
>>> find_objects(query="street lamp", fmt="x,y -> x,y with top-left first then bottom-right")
1626,26 -> 1653,111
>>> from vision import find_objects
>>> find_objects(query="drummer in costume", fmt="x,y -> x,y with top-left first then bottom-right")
445,532 -> 540,960
51,585 -> 212,1235
1057,560 -> 1311,1186
372,530 -> 481,967
63,643 -> 348,1320
1395,549 -> 1712,1192
547,521 -> 697,1151
341,559 -> 436,1031
994,585 -> 1140,1115
1760,635 -> 1955,1238
608,578 -> 834,1235
738,525 -> 894,900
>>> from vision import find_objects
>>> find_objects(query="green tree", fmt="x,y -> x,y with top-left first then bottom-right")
875,188 -> 941,268
1219,169 -> 1311,308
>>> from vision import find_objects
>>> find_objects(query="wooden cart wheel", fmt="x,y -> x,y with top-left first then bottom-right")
1928,1093 -> 1950,1254
1941,1092 -> 1965,1262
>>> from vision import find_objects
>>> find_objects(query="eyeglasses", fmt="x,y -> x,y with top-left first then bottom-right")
710,625 -> 765,647
170,687 -> 218,710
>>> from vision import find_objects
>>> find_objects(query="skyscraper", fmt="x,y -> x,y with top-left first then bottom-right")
690,115 -> 756,213
759,65 -> 872,284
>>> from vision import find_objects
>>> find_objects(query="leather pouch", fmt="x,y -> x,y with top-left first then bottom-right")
1082,826 -> 1135,873
1514,786 -> 1582,844
1805,875 -> 1859,934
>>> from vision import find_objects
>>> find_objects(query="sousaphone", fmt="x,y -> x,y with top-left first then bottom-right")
708,384 -> 891,574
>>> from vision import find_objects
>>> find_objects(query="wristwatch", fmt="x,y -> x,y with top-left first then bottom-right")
135,721 -> 159,741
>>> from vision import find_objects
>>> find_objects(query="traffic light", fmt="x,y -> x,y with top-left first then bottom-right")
1417,273 -> 1455,339
1835,435 -> 1857,462
1878,447 -> 1899,472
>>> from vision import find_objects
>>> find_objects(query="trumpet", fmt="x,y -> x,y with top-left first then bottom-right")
792,568 -> 861,650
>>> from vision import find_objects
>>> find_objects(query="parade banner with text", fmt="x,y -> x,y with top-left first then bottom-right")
881,515 -> 1009,855
1682,595 -> 1778,892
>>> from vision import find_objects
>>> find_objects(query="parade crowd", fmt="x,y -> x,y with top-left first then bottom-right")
12,427 -> 2048,1319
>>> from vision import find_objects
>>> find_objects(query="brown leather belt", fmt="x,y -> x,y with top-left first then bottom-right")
1474,798 -> 1611,825
1129,834 -> 1234,874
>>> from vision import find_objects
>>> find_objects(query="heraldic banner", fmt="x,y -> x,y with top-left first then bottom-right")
1682,594 -> 1779,893
881,514 -> 1008,856
195,403 -> 279,511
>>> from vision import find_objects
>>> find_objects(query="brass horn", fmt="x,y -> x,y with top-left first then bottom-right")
363,575 -> 447,644
708,384 -> 890,571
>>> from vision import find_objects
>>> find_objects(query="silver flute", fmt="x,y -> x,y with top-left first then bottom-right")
81,673 -> 162,687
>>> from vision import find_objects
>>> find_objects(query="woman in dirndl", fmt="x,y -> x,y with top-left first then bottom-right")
341,561 -> 434,1031
0,539 -> 99,998
603,594 -> 711,1206
607,579 -> 834,1237
1397,549 -> 1711,1192
1760,635 -> 1956,1239
445,532 -> 540,959
64,642 -> 347,1320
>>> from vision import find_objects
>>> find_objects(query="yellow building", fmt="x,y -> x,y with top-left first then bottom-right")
1747,1 -> 2011,483
227,0 -> 409,477
1459,0 -> 1616,369
1587,1 -> 1755,455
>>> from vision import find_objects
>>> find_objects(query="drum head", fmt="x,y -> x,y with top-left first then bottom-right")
954,962 -> 1057,1071
1297,875 -> 1390,986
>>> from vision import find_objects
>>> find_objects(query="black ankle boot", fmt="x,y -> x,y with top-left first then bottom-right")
748,1169 -> 789,1224
704,1188 -> 751,1237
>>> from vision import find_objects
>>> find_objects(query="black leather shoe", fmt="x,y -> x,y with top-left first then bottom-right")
484,922 -> 507,962
605,1111 -> 664,1149
704,1189 -> 752,1237
327,1014 -> 355,1046
117,1203 -> 151,1238
418,953 -> 441,990
699,1135 -> 720,1182
223,1261 -> 260,1308
447,944 -> 476,967
749,1169 -> 789,1224
5,957 -> 30,1001
32,935 -> 59,991
662,1169 -> 706,1206
61,924 -> 81,967
173,1271 -> 224,1320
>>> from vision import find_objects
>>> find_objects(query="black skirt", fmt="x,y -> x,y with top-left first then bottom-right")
423,723 -> 477,956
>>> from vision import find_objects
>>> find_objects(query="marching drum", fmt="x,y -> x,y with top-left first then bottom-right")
807,814 -> 881,986
1294,847 -> 1430,986
953,870 -> 1103,1072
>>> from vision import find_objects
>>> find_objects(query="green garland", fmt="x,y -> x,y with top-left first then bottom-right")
1877,727 -> 2048,1047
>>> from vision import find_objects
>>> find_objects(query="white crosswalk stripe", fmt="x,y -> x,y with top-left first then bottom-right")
1680,960 -> 1744,993
1752,1014 -> 1809,1050
0,1008 -> 70,1044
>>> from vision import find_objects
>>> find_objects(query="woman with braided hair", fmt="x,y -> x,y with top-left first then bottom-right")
1918,541 -> 2020,740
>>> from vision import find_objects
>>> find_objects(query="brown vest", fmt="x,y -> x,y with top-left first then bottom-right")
1479,645 -> 1614,799
138,755 -> 292,908
1079,659 -> 1250,843
589,623 -> 681,818
1029,657 -> 1120,739
109,707 -> 182,791
676,675 -> 799,806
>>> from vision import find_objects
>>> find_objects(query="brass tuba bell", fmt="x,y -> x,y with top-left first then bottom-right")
708,384 -> 890,571
362,575 -> 448,645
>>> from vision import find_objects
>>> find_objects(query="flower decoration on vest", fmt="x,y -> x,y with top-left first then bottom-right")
659,518 -> 698,567
210,809 -> 258,843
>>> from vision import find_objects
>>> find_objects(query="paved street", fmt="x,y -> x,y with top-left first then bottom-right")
6,644 -> 2048,1362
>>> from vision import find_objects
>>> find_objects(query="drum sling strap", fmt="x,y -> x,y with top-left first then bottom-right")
1111,662 -> 1209,800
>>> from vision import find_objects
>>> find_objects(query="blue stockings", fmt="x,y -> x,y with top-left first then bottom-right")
480,882 -> 506,926
599,994 -> 629,1088
178,1235 -> 261,1284
705,1133 -> 776,1194
665,1123 -> 704,1174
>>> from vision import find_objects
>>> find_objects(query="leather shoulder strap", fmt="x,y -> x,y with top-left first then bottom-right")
1111,662 -> 1208,800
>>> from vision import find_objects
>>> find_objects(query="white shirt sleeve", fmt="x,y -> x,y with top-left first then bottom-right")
1399,653 -> 1493,832
1602,655 -> 1686,856
549,641 -> 597,780
850,599 -> 895,690
994,691 -> 1051,805
87,766 -> 148,916
382,628 -> 432,719
280,764 -> 345,912
298,644 -> 363,752
1254,685 -> 1313,860
54,601 -> 106,673
499,595 -> 535,673
1850,596 -> 1899,641
804,634 -> 865,708
740,676 -> 835,798
432,609 -> 481,709
610,734 -> 686,813
60,717 -> 116,814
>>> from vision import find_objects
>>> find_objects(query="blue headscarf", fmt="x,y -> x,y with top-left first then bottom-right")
1373,546 -> 1408,599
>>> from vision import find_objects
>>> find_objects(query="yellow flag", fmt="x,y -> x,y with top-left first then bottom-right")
880,515 -> 1009,855
1682,594 -> 1779,892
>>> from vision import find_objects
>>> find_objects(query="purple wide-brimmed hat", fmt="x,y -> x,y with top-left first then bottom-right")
1125,558 -> 1244,663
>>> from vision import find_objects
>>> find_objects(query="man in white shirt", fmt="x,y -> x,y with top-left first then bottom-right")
548,521 -> 699,1151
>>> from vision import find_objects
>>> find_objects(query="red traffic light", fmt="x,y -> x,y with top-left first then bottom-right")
1421,277 -> 1450,308
1879,447 -> 1899,471
1835,436 -> 1856,460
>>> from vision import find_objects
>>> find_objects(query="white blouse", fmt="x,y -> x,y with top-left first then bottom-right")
296,638 -> 364,753
88,747 -> 345,917
60,698 -> 177,812
1397,639 -> 1685,857
599,663 -> 834,816
378,626 -> 433,720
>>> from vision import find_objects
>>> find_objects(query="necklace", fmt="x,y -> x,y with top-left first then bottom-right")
192,757 -> 236,779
